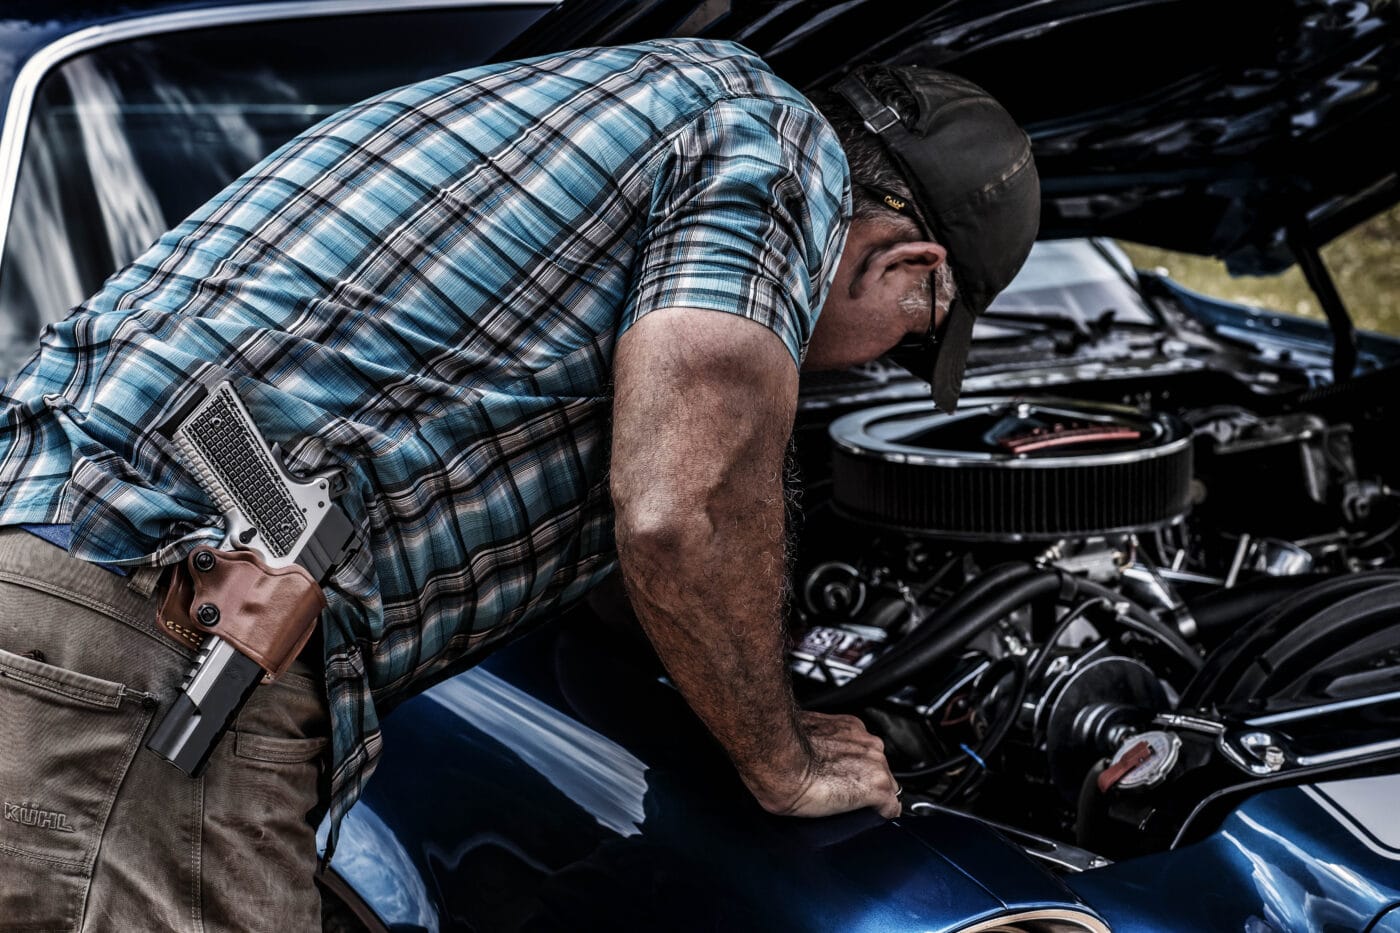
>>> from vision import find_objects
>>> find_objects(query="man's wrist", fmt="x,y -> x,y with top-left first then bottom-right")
735,719 -> 814,812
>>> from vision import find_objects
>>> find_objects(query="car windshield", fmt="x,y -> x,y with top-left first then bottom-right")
0,6 -> 546,379
979,238 -> 1157,332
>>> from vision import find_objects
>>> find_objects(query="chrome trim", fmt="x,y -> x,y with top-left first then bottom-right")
1153,712 -> 1226,736
1245,689 -> 1400,727
907,801 -> 1113,873
1153,566 -> 1224,586
829,397 -> 1192,470
954,908 -> 1112,933
1295,738 -> 1400,768
826,508 -> 1188,545
0,0 -> 547,267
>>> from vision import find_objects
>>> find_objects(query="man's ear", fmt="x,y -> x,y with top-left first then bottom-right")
850,240 -> 946,298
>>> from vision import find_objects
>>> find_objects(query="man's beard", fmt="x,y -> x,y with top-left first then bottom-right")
898,274 -> 933,321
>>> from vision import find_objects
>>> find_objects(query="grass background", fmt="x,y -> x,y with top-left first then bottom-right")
1117,204 -> 1400,335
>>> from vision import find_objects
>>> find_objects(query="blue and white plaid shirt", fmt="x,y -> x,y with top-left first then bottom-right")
0,38 -> 850,846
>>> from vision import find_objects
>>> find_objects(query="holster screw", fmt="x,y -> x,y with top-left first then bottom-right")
196,603 -> 220,626
193,551 -> 216,572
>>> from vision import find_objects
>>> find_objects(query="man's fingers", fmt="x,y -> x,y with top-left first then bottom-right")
845,728 -> 883,751
800,728 -> 884,762
844,751 -> 901,820
848,764 -> 900,820
801,712 -> 882,745
874,769 -> 902,819
869,756 -> 901,819
826,717 -> 886,751
781,712 -> 901,820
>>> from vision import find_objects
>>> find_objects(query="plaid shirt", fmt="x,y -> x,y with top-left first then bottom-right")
0,38 -> 849,849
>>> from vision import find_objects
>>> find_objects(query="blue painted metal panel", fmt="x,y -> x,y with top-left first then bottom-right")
1069,782 -> 1400,933
330,620 -> 1400,933
1371,904 -> 1400,933
328,624 -> 1109,932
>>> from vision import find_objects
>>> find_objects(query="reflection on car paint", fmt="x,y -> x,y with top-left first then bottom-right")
4,56 -> 176,358
424,669 -> 649,838
1304,776 -> 1400,859
1070,782 -> 1400,932
317,803 -> 439,932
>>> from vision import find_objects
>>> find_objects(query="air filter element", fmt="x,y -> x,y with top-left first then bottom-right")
830,398 -> 1193,541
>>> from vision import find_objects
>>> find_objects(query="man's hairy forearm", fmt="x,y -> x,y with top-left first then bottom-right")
610,308 -> 809,803
615,454 -> 809,797
611,310 -> 900,820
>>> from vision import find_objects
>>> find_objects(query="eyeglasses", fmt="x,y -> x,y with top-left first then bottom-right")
887,308 -> 950,382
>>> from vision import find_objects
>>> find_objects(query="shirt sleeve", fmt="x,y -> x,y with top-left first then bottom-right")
619,95 -> 851,367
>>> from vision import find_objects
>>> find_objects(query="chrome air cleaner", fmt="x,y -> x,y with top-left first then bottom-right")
829,398 -> 1193,541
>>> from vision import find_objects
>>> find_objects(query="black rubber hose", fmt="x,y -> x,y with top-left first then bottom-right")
924,561 -> 1040,611
893,597 -> 1110,782
804,562 -> 1036,704
808,567 -> 1203,712
1067,577 -> 1203,671
898,562 -> 1041,645
855,562 -> 1038,643
806,569 -> 1062,711
1186,574 -> 1332,642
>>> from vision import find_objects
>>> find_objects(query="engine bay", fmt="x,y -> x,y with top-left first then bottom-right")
788,370 -> 1400,866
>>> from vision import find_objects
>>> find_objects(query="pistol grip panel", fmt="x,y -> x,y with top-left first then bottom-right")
159,547 -> 325,677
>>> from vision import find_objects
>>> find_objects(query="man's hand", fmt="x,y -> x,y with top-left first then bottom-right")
745,712 -> 902,820
612,308 -> 899,822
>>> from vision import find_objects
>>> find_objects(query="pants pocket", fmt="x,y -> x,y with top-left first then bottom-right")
196,670 -> 330,932
0,646 -> 156,932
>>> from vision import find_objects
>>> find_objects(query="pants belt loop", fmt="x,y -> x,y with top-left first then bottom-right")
126,565 -> 164,599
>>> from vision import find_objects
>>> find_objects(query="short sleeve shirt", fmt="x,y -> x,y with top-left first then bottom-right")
0,38 -> 851,845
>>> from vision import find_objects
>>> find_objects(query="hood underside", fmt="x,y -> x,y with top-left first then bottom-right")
502,0 -> 1400,275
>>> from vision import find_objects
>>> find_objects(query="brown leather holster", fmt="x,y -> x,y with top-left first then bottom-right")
159,546 -> 325,679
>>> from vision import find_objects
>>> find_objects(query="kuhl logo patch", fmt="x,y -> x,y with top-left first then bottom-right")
4,800 -> 75,833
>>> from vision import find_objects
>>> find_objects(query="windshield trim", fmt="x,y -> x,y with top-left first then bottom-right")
0,0 -> 546,274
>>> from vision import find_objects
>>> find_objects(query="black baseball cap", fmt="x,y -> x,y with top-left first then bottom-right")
833,67 -> 1040,412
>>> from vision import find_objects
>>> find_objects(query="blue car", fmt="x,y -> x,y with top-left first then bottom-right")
2,2 -> 1400,931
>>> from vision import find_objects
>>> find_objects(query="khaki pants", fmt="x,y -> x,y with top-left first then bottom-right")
0,529 -> 329,932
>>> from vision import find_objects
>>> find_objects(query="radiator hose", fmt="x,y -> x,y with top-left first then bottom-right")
805,564 -> 1200,712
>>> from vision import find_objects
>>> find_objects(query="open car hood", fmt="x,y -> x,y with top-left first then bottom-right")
501,0 -> 1400,274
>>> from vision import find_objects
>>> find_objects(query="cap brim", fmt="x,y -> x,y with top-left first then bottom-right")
931,297 -> 978,413
886,296 -> 979,411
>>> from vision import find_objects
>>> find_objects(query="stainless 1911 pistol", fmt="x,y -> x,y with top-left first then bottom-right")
146,381 -> 359,776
